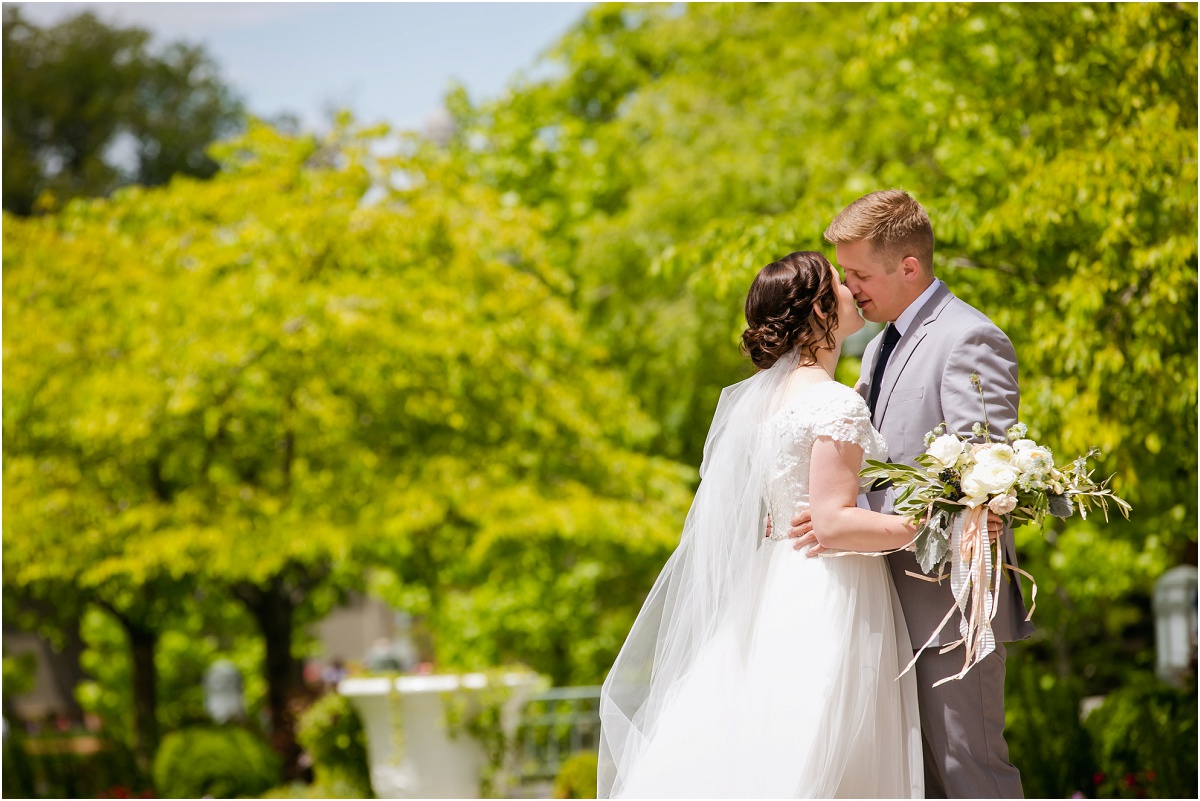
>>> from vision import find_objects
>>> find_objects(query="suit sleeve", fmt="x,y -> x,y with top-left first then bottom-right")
940,323 -> 1020,442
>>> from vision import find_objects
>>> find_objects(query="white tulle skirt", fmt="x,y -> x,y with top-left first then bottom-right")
617,540 -> 923,799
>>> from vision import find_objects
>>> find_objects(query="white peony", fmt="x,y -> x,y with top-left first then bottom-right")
974,443 -> 1015,464
1012,438 -> 1037,452
1015,445 -> 1054,474
925,434 -> 967,472
961,460 -> 1020,506
988,493 -> 1018,516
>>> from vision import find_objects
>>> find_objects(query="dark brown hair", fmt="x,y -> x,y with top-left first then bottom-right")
740,251 -> 840,370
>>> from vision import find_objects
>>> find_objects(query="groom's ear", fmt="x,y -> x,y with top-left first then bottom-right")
900,255 -> 922,281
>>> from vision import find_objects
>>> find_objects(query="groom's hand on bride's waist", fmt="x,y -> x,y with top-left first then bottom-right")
986,511 -> 1003,544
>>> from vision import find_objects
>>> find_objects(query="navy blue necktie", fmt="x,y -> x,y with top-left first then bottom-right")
868,323 -> 902,418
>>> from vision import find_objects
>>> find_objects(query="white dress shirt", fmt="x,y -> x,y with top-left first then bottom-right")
891,278 -> 943,336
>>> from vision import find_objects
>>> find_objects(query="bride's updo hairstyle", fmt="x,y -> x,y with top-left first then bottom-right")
740,251 -> 840,370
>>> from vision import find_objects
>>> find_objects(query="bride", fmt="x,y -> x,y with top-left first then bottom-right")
598,251 -> 923,798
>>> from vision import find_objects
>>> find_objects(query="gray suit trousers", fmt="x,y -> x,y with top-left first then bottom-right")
915,643 -> 1023,798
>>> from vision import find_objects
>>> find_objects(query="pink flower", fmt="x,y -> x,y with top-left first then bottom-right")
988,493 -> 1017,516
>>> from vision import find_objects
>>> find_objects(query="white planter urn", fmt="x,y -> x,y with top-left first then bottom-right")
338,672 -> 543,798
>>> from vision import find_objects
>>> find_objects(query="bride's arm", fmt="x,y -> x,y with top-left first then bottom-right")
807,436 -> 916,552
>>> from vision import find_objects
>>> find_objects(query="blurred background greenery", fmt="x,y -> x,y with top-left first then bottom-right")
3,2 -> 1196,798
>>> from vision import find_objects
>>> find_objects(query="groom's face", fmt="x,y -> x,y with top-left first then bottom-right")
834,239 -> 906,324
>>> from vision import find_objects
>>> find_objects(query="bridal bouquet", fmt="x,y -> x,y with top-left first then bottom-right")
860,375 -> 1131,575
859,374 -> 1131,685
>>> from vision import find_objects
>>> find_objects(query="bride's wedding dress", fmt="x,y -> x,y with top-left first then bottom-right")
599,354 -> 923,798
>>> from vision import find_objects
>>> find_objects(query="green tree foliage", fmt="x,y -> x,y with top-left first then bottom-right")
2,7 -> 243,215
3,118 -> 690,764
455,1 -> 1195,475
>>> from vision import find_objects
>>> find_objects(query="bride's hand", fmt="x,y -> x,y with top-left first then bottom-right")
787,510 -> 826,556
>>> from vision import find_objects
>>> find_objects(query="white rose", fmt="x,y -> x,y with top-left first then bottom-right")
925,434 -> 966,472
974,443 -> 1015,464
1012,439 -> 1037,452
961,460 -> 1020,506
1015,446 -> 1054,474
988,493 -> 1018,516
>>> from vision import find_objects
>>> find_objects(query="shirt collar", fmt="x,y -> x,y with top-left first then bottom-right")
891,278 -> 943,337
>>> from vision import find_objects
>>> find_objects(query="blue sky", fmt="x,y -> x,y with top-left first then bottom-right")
12,1 -> 594,132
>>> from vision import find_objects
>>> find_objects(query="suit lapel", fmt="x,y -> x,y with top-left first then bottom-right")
874,284 -> 955,425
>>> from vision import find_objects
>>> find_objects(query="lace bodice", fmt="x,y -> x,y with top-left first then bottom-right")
765,381 -> 888,540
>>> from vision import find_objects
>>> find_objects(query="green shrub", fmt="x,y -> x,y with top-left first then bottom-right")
553,751 -> 598,799
296,692 -> 373,798
1084,673 -> 1198,799
1,721 -> 35,799
260,778 -> 368,798
153,726 -> 280,799
2,730 -> 145,800
1004,655 -> 1096,798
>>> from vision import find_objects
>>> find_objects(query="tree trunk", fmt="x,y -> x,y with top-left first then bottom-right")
96,598 -> 161,776
234,575 -> 309,780
126,622 -> 159,775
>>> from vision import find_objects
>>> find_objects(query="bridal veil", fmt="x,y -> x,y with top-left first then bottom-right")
597,350 -> 801,797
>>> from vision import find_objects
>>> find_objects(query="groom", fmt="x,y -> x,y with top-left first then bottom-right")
791,190 -> 1034,798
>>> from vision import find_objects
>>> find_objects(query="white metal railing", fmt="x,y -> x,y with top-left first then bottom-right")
513,685 -> 602,785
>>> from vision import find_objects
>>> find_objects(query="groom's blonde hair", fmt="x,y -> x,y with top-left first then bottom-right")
824,189 -> 934,275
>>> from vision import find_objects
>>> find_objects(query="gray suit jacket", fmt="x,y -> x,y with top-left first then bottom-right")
858,282 -> 1035,648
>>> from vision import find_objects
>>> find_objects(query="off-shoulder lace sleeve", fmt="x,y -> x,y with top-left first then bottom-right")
810,388 -> 875,452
